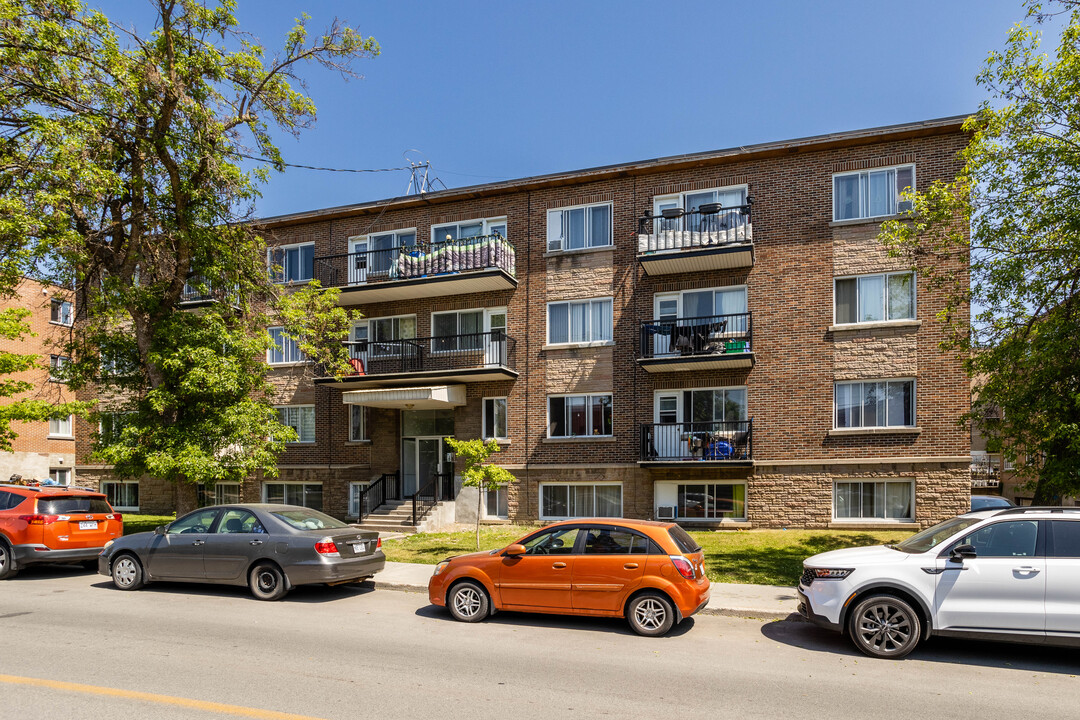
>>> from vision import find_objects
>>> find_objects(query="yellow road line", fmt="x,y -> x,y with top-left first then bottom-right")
0,673 -> 329,720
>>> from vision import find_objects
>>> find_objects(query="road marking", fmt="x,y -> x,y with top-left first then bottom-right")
0,674 -> 329,720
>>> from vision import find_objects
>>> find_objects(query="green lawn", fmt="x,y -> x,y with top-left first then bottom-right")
121,514 -> 175,535
381,526 -> 917,587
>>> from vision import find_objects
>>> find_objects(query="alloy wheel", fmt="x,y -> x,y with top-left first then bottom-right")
453,586 -> 482,618
634,597 -> 668,630
854,601 -> 913,655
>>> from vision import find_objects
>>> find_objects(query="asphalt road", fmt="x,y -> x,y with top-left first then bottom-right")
1,565 -> 1078,720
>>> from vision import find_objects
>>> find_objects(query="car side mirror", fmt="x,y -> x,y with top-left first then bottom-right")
950,544 -> 977,562
154,525 -> 166,535
503,544 -> 526,557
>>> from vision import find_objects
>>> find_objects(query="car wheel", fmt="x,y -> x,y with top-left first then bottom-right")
847,594 -> 922,659
0,540 -> 17,580
249,563 -> 288,601
111,554 -> 144,590
447,580 -> 489,623
627,592 -> 675,637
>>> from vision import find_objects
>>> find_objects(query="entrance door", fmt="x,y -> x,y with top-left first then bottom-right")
485,309 -> 507,366
652,295 -> 679,357
402,436 -> 446,497
349,238 -> 368,285
652,393 -> 681,460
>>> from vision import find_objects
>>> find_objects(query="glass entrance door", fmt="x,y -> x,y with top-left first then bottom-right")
402,436 -> 445,497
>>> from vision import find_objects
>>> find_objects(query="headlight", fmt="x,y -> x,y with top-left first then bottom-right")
433,560 -> 450,576
811,568 -> 853,580
99,540 -> 114,555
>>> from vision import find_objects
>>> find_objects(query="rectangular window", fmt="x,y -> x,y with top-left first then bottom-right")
834,273 -> 915,324
546,203 -> 612,252
48,415 -> 73,438
540,483 -> 621,519
349,405 -> 367,442
483,397 -> 508,440
483,485 -> 509,519
214,483 -> 242,505
98,412 -> 132,445
277,406 -> 315,443
548,394 -> 612,438
431,217 -> 507,244
348,481 -> 371,517
835,380 -> 915,428
432,309 -> 485,352
833,481 -> 914,520
547,298 -> 613,345
102,481 -> 140,511
365,315 -> 417,357
49,355 -> 70,383
49,468 -> 71,486
675,483 -> 746,520
50,299 -> 73,326
263,482 -> 323,511
833,165 -> 915,221
268,242 -> 315,283
267,327 -> 307,364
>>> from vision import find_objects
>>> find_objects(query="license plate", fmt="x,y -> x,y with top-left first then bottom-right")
79,521 -> 98,530
351,542 -> 367,553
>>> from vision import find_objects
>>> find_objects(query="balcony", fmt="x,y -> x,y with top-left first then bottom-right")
637,203 -> 754,275
314,330 -> 518,389
314,235 -> 517,305
640,420 -> 753,466
178,276 -> 239,309
638,312 -> 754,372
971,457 -> 1002,488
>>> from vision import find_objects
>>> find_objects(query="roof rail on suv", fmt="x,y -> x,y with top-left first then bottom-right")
994,506 -> 1080,515
0,483 -> 102,493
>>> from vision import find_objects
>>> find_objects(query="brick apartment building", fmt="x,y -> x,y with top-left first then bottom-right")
77,115 -> 973,529
0,277 -> 77,485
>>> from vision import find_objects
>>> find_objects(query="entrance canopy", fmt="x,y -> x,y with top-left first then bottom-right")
341,384 -> 466,410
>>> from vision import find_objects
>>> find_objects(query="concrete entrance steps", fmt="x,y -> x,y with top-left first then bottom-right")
351,499 -> 421,534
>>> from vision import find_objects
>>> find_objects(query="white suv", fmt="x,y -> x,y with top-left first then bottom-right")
799,507 -> 1080,659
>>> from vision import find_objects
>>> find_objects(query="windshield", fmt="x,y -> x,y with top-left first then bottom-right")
271,508 -> 349,531
893,516 -> 984,554
38,496 -> 112,514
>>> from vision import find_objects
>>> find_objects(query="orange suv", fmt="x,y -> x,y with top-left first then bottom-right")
0,483 -> 123,579
428,519 -> 710,636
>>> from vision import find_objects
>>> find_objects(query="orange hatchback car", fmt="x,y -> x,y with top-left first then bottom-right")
0,484 -> 123,579
428,519 -> 710,636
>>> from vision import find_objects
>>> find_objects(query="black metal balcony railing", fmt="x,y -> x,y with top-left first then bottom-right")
314,234 -> 516,289
179,276 -> 240,306
344,330 -> 516,376
640,312 -> 752,359
640,420 -> 753,462
637,204 -> 753,253
971,459 -> 1002,488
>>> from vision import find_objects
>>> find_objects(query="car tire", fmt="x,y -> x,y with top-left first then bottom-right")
249,562 -> 288,601
0,539 -> 17,580
847,594 -> 922,659
447,580 -> 490,623
626,592 -> 676,637
111,554 -> 144,590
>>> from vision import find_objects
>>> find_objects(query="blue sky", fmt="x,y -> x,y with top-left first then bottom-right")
92,1 -> 1042,216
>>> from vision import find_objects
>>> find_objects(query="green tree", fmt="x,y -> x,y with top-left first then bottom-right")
444,438 -> 516,550
0,0 -> 376,507
879,0 -> 1080,503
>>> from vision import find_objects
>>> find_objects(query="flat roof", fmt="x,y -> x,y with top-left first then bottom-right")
258,114 -> 971,229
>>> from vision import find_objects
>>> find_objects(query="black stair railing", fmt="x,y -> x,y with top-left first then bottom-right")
356,472 -> 400,522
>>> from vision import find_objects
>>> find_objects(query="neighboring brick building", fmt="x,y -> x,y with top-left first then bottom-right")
79,116 -> 973,528
0,277 -> 77,484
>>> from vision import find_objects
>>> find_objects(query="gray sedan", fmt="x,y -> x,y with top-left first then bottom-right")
98,504 -> 385,600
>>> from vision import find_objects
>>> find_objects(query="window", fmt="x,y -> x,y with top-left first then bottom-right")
546,203 -> 611,251
277,406 -> 315,443
102,480 -> 140,511
49,468 -> 71,486
953,520 -> 1038,557
833,481 -> 913,521
349,405 -> 367,442
48,415 -> 73,438
834,272 -> 915,324
680,388 -> 748,423
98,412 -> 132,445
676,483 -> 746,519
350,229 -> 416,278
653,186 -> 749,229
215,483 -> 242,505
167,508 -> 219,534
267,327 -> 306,365
833,165 -> 915,221
540,483 -> 621,519
1050,521 -> 1080,558
50,298 -> 73,326
432,309 -> 484,352
483,485 -> 508,519
263,482 -> 323,511
431,217 -> 507,244
547,298 -> 613,345
521,526 -> 581,555
49,355 -> 70,382
483,397 -> 508,440
835,380 -> 915,428
356,315 -> 417,358
348,481 -> 371,517
268,242 -> 315,283
583,528 -> 650,555
216,509 -> 264,534
548,394 -> 612,438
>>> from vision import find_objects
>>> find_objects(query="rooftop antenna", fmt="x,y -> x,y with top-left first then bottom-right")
403,150 -> 449,195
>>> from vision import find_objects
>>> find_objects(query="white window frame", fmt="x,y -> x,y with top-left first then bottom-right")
657,481 -> 748,521
538,482 -> 623,521
482,484 -> 509,519
353,314 -> 418,359
652,184 -> 749,219
546,297 -> 613,346
483,397 -> 508,441
276,405 -> 316,443
348,228 -> 417,253
832,480 -> 915,522
832,164 -> 916,221
49,468 -> 71,486
50,298 -> 73,326
833,378 -> 917,429
545,202 -> 612,252
652,386 -> 749,423
547,393 -> 613,438
347,228 -> 417,283
48,415 -> 73,438
832,272 -> 916,326
267,241 -> 315,284
430,307 -> 505,354
267,326 -> 307,365
48,355 -> 70,383
262,481 -> 323,510
213,482 -> 242,505
430,216 -> 507,244
102,480 -> 140,511
348,481 -> 371,517
349,405 -> 368,442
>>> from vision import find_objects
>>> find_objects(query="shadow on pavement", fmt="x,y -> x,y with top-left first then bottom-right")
84,577 -> 377,604
761,617 -> 1080,674
416,603 -> 696,638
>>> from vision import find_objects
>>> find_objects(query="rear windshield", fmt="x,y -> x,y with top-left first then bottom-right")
38,496 -> 112,514
667,525 -> 702,554
271,508 -> 349,531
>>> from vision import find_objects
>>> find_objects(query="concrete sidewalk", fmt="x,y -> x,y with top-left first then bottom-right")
373,561 -> 800,620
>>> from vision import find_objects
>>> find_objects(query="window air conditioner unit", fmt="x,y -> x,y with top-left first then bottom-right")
657,506 -> 677,520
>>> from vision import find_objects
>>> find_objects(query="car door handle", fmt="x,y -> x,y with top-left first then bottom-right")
552,562 -> 567,569
1014,566 -> 1041,574
250,540 -> 264,546
192,539 -> 205,546
624,563 -> 639,570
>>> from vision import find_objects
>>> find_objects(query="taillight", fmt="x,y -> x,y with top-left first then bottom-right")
19,514 -> 59,526
314,539 -> 340,557
670,555 -> 695,580
376,537 -> 382,549
107,513 -> 123,523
